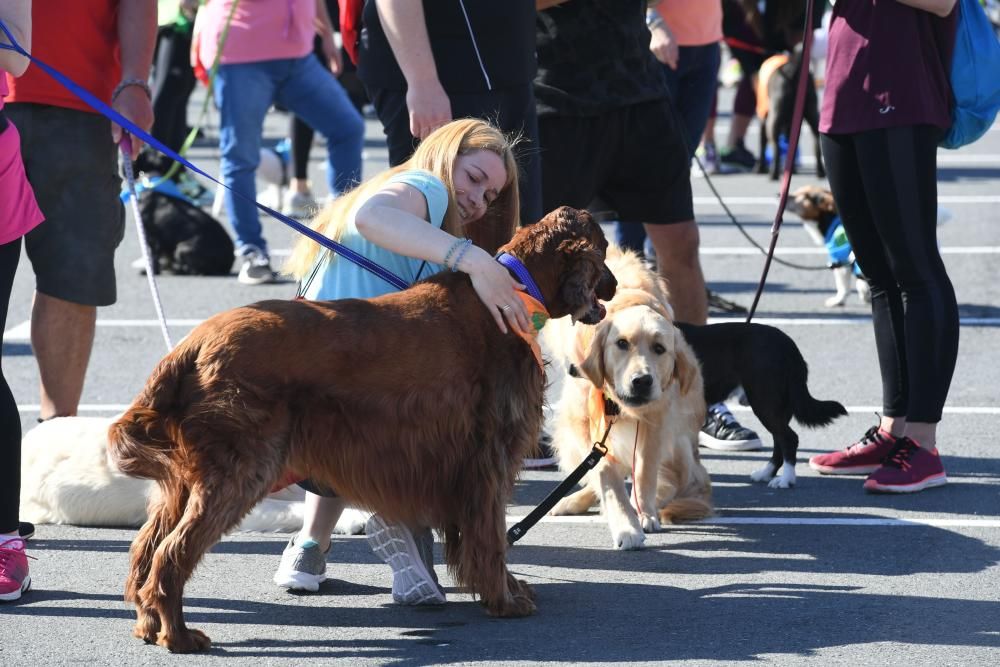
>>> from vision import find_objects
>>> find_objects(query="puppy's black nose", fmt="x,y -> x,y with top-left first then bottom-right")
631,374 -> 654,393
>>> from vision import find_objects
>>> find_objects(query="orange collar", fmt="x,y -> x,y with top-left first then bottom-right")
586,386 -> 621,465
510,291 -> 549,374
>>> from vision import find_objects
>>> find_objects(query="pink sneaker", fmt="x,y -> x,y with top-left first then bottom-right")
809,426 -> 898,475
0,537 -> 31,602
864,438 -> 948,493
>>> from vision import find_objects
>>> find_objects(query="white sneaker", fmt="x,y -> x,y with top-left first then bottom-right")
237,248 -> 276,285
282,192 -> 318,219
365,514 -> 445,605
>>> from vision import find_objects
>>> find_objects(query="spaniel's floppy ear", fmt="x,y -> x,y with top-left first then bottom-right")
579,321 -> 611,389
672,332 -> 702,397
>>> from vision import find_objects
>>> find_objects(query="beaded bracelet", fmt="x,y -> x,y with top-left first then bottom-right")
112,77 -> 153,103
450,239 -> 474,272
443,238 -> 465,270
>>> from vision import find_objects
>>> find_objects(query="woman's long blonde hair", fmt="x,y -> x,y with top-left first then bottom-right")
284,118 -> 522,281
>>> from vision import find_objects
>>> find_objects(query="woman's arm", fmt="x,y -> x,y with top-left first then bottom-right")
0,0 -> 31,77
355,184 -> 531,334
895,0 -> 958,18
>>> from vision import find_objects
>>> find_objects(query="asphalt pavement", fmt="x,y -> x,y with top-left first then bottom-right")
3,86 -> 999,666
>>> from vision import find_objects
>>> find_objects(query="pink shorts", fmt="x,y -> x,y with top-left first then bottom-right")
0,120 -> 44,246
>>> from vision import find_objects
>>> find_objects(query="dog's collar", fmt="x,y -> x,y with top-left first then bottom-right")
495,252 -> 546,306
569,363 -> 622,417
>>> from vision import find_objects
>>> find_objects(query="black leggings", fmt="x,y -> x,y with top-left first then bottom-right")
0,239 -> 22,533
820,125 -> 959,423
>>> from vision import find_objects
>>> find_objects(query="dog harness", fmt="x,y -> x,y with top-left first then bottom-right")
824,215 -> 864,277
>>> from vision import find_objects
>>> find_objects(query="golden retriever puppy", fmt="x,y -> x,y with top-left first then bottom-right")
547,280 -> 712,550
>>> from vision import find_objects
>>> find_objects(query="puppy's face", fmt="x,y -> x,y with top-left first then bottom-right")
788,186 -> 837,230
579,305 -> 689,413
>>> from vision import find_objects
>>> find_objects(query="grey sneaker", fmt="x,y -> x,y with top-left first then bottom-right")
273,536 -> 328,591
699,403 -> 764,451
365,514 -> 445,605
238,248 -> 276,285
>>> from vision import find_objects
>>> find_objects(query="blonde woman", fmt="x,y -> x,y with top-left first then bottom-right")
276,118 -> 530,604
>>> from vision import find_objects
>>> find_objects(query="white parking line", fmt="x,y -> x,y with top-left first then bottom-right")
693,195 -> 1000,205
699,246 -> 1000,254
505,515 -> 1000,528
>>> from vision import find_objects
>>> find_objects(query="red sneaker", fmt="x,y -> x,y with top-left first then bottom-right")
809,426 -> 897,475
0,537 -> 31,602
864,438 -> 948,493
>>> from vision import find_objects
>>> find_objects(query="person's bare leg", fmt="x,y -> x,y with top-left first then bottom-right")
31,292 -> 96,419
879,415 -> 906,438
297,494 -> 346,552
289,177 -> 312,195
904,421 -> 937,450
644,220 -> 708,325
727,113 -> 752,150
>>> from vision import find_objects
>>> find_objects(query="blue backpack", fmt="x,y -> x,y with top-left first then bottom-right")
940,0 -> 1000,149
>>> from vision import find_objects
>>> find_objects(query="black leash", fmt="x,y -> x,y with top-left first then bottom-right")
508,374 -> 620,546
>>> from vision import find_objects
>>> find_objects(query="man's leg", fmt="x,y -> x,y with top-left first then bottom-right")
13,105 -> 125,420
31,294 -> 96,419
644,220 -> 707,325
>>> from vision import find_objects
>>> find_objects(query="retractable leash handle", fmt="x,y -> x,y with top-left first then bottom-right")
0,18 -> 409,292
744,0 -> 816,323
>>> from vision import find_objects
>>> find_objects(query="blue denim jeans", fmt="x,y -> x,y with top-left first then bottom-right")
215,55 -> 365,256
616,42 -> 720,254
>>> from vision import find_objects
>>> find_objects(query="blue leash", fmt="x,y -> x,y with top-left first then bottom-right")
0,20 -> 409,291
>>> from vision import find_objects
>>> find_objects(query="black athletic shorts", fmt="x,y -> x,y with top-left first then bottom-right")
538,98 -> 694,225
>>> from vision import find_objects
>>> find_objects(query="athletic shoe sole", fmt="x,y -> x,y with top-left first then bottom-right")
0,574 -> 30,601
272,569 -> 324,592
808,460 -> 881,475
863,473 -> 948,494
698,432 -> 764,451
366,515 -> 445,605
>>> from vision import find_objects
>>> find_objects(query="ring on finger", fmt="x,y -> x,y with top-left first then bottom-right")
500,304 -> 511,311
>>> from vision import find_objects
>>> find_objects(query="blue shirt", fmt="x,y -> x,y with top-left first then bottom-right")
303,170 -> 450,301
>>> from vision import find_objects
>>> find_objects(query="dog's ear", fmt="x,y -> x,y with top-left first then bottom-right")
672,332 -> 701,397
579,321 -> 610,389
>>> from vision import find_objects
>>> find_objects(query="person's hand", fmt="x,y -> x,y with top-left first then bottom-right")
649,23 -> 679,70
321,32 -> 342,76
405,78 -> 452,140
111,85 -> 154,160
459,245 -> 531,334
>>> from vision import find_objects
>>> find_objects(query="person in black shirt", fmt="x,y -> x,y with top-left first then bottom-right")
358,0 -> 541,225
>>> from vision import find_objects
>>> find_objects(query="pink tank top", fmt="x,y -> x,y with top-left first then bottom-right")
0,77 -> 45,245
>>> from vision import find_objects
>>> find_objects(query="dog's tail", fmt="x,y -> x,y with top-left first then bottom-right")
659,496 -> 714,524
107,343 -> 199,480
789,352 -> 848,428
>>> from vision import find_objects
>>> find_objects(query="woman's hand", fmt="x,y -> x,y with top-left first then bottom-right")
458,246 -> 531,334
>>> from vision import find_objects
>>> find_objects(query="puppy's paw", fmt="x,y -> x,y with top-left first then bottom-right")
638,513 -> 661,533
750,462 -> 777,483
825,293 -> 848,308
611,525 -> 645,550
550,496 -> 580,516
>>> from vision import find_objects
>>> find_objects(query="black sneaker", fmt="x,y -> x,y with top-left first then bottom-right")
707,289 -> 748,315
719,143 -> 757,172
18,522 -> 34,540
524,434 -> 559,470
699,404 -> 763,451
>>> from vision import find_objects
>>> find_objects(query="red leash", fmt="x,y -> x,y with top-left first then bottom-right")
744,0 -> 816,324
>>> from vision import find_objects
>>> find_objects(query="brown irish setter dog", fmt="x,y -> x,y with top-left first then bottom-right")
108,206 -> 616,653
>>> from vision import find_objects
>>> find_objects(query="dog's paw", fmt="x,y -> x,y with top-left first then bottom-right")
767,466 -> 796,489
825,293 -> 848,308
750,462 -> 777,483
638,513 -> 661,533
550,496 -> 578,516
611,525 -> 645,550
335,507 -> 371,535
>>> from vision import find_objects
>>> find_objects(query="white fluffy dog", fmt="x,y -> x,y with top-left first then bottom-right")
20,417 -> 369,534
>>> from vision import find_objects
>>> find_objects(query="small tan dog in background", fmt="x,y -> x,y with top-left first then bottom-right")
542,247 -> 713,550
20,416 -> 369,534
